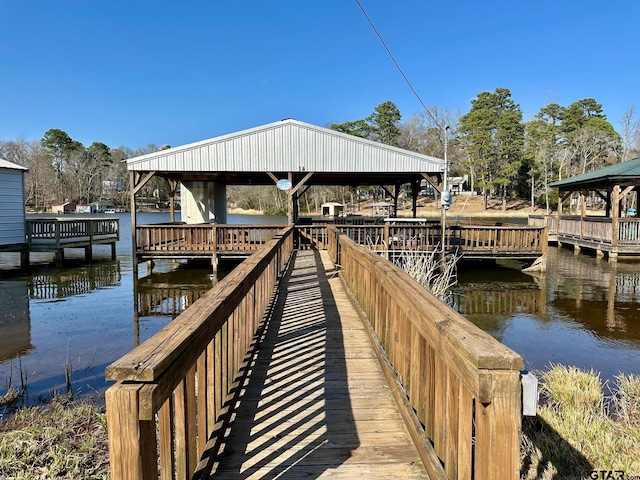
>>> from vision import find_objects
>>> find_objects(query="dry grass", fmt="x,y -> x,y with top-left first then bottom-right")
521,365 -> 640,479
0,395 -> 109,479
392,248 -> 460,301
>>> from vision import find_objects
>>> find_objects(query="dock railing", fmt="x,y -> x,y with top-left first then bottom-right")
26,217 -> 119,264
328,226 -> 524,479
27,217 -> 119,245
105,227 -> 294,480
304,223 -> 544,257
136,223 -> 283,254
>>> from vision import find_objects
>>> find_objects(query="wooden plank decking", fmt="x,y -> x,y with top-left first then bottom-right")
211,249 -> 428,479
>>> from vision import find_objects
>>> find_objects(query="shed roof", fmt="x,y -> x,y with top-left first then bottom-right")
550,157 -> 640,190
0,158 -> 29,171
126,119 -> 444,186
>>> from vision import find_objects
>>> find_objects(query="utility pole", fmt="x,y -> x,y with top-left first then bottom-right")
440,126 -> 451,267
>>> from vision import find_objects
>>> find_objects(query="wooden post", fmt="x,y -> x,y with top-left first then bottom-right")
106,383 -> 158,480
287,172 -> 294,224
130,171 -> 138,278
20,245 -> 29,269
580,190 -> 586,238
557,190 -> 563,215
474,371 -> 521,480
612,185 -> 620,248
411,179 -> 419,218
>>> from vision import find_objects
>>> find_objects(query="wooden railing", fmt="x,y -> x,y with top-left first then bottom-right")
618,218 -> 640,243
135,222 -> 544,259
296,225 -> 331,250
456,225 -> 548,256
328,226 -> 524,479
331,224 -> 545,256
27,217 -> 119,245
136,223 -> 283,254
554,216 -> 640,245
557,215 -> 612,243
529,214 -> 558,235
105,228 -> 294,480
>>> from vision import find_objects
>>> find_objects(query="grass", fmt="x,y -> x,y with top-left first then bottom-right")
392,247 -> 460,301
0,394 -> 109,479
521,364 -> 640,479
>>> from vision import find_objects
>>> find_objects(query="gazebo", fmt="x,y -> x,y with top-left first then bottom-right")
548,157 -> 640,260
125,119 -> 445,224
124,118 -> 446,273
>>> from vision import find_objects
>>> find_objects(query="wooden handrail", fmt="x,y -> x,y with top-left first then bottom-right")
135,224 -> 283,253
105,227 -> 294,480
327,226 -> 523,479
135,222 -> 544,259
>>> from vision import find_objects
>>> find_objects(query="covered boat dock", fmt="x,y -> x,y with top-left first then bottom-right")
548,157 -> 640,261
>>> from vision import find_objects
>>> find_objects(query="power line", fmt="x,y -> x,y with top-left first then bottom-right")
353,0 -> 438,126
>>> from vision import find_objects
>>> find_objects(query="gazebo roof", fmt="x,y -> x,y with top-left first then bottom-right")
550,157 -> 640,190
125,118 -> 444,186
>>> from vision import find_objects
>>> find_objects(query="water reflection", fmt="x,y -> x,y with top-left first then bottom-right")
133,264 -> 215,346
0,213 -> 284,403
136,269 -> 212,317
28,262 -> 121,299
550,251 -> 640,340
455,247 -> 640,381
0,280 -> 32,362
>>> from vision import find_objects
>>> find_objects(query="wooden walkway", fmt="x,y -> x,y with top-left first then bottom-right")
211,250 -> 428,479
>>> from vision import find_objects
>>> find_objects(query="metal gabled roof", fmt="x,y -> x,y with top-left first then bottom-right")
126,119 -> 444,177
0,158 -> 29,171
550,157 -> 640,190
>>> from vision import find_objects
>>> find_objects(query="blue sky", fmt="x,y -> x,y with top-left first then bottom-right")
1,1 -> 639,150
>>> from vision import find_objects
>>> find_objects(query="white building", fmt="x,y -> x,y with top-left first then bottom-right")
321,202 -> 344,217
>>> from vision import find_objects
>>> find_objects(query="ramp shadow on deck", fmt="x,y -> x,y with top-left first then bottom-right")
211,250 -> 427,479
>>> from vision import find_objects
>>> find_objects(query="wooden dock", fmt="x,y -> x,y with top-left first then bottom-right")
106,226 -> 523,479
211,250 -> 427,479
529,214 -> 640,261
26,217 -> 119,266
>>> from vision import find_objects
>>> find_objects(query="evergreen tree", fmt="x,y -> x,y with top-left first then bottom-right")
367,100 -> 401,147
459,88 -> 524,210
331,101 -> 402,147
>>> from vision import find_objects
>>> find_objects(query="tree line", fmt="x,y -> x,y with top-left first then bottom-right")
331,92 -> 640,212
0,129 -> 170,211
2,88 -> 639,213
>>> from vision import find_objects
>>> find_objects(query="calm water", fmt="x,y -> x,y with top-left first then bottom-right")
1,214 -> 638,405
0,212 -> 286,405
454,248 -> 640,382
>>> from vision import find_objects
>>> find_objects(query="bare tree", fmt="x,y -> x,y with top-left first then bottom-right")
620,107 -> 640,161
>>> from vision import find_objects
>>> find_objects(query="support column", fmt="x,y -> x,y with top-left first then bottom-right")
180,181 -> 226,224
20,246 -> 29,270
165,179 -> 179,223
411,179 -> 419,218
393,184 -> 400,217
55,249 -> 64,267
287,172 -> 294,224
612,184 -> 620,248
211,254 -> 218,275
281,171 -> 313,224
580,190 -> 586,238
